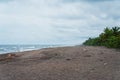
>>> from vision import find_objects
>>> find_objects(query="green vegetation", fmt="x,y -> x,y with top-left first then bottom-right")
83,26 -> 120,48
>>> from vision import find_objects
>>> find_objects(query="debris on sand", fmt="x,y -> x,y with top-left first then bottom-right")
0,53 -> 16,62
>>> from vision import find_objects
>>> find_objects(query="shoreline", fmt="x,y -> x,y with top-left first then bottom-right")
0,44 -> 72,54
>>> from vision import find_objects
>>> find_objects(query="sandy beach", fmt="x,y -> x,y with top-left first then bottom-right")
0,46 -> 120,80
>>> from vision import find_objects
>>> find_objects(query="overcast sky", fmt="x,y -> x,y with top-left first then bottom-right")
0,0 -> 120,45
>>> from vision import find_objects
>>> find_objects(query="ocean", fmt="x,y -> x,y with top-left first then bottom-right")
0,45 -> 64,54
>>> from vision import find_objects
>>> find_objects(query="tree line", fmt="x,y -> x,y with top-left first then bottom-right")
83,26 -> 120,48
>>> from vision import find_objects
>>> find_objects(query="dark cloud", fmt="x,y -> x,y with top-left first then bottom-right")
0,0 -> 13,3
52,16 -> 84,20
62,0 -> 114,3
82,0 -> 114,2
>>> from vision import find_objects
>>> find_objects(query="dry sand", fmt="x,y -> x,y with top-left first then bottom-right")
0,46 -> 120,80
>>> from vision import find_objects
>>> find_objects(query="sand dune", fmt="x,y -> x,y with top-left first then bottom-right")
0,46 -> 120,80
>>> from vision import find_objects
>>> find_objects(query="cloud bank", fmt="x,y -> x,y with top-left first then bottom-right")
0,0 -> 120,45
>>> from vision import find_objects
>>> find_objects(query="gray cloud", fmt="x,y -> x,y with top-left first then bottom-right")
0,0 -> 119,45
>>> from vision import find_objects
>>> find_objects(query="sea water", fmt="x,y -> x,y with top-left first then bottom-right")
0,45 -> 63,54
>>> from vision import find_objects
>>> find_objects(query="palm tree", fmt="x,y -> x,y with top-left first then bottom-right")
112,26 -> 120,36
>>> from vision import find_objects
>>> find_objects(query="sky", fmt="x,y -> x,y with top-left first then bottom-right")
0,0 -> 120,45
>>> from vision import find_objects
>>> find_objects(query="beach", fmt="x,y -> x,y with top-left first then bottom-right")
0,46 -> 120,80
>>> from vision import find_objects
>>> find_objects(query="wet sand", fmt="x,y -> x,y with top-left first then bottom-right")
0,46 -> 120,80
